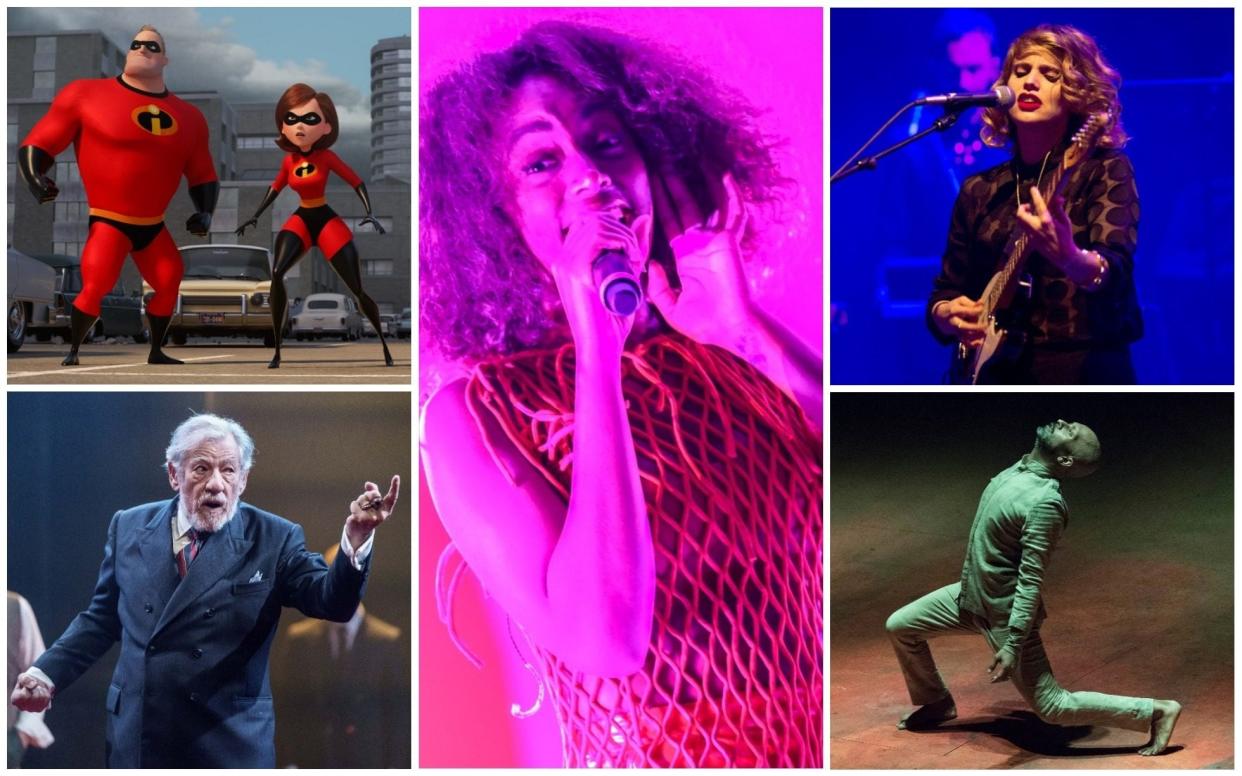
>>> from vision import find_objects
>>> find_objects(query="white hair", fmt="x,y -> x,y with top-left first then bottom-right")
165,413 -> 255,473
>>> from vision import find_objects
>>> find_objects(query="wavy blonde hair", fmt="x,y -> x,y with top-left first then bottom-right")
981,24 -> 1127,150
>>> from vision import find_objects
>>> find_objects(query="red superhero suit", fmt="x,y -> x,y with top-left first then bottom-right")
236,125 -> 391,369
270,149 -> 362,260
20,76 -> 217,318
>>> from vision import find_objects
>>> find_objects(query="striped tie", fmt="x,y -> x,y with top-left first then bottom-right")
177,528 -> 202,579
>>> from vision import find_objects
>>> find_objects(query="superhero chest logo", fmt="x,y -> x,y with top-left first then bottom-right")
293,162 -> 319,179
130,104 -> 179,136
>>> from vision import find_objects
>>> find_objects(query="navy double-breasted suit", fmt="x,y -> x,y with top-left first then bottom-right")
33,497 -> 368,768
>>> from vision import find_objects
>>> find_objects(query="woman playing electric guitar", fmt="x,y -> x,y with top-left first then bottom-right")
928,24 -> 1141,384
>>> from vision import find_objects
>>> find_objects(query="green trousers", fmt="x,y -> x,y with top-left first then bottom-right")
886,582 -> 1153,733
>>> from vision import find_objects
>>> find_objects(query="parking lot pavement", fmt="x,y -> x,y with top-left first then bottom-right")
7,337 -> 412,384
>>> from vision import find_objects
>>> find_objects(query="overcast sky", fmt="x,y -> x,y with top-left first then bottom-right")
9,7 -> 410,176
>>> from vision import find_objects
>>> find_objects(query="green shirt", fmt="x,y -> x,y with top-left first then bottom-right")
959,454 -> 1068,656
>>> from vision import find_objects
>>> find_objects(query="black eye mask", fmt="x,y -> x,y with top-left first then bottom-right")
283,112 -> 322,127
130,40 -> 162,54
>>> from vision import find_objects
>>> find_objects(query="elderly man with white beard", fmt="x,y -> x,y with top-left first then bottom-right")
9,413 -> 400,769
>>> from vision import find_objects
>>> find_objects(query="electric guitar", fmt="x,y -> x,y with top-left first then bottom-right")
949,112 -> 1110,384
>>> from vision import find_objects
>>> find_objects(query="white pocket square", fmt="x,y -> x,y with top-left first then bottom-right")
248,570 -> 264,583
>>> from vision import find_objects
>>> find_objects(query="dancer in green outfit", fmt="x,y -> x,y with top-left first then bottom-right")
885,419 -> 1182,756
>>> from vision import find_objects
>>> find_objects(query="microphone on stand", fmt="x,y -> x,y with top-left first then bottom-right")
592,250 -> 642,316
916,86 -> 1015,109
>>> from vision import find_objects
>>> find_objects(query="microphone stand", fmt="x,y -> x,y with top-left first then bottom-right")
831,102 -> 966,185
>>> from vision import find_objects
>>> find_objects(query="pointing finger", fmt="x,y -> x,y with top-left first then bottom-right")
384,475 -> 401,511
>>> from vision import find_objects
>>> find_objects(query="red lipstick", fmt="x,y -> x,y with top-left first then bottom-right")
1017,94 -> 1042,112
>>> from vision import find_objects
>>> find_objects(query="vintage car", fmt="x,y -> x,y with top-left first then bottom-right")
145,244 -> 274,346
397,307 -> 411,339
30,254 -> 148,345
290,293 -> 364,341
362,313 -> 397,338
7,248 -> 56,352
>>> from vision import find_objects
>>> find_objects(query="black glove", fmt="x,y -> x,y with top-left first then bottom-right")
17,146 -> 59,204
186,211 -> 212,236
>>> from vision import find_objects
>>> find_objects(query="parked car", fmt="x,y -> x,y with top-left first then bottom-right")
291,293 -> 364,341
146,244 -> 274,346
29,254 -> 148,345
7,248 -> 56,352
397,307 -> 411,339
362,313 -> 396,338
381,313 -> 397,337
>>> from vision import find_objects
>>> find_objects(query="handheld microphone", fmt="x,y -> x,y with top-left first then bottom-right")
916,86 -> 1015,109
592,249 -> 642,316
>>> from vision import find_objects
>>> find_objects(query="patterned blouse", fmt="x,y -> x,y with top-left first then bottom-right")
927,143 -> 1143,349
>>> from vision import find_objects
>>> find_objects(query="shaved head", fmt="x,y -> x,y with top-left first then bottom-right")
1035,419 -> 1101,479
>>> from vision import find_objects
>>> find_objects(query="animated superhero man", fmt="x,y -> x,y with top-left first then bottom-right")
17,25 -> 218,366
235,83 -> 392,368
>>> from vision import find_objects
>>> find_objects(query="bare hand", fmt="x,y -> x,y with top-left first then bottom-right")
1015,186 -> 1077,268
647,170 -> 753,345
551,210 -> 653,359
345,475 -> 400,550
11,673 -> 52,713
988,649 -> 1016,683
932,295 -> 986,346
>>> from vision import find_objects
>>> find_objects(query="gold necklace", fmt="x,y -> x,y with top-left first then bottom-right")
1015,149 -> 1053,208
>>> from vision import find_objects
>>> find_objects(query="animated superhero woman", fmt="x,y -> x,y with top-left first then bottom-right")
236,83 -> 392,368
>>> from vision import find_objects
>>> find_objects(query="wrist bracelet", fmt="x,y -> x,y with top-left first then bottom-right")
1085,250 -> 1107,289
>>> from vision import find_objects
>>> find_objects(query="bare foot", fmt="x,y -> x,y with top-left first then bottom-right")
1138,699 -> 1181,756
898,694 -> 957,730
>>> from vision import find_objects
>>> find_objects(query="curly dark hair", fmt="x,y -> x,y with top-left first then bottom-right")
420,20 -> 792,363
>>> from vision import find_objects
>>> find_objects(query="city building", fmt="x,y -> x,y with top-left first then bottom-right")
369,35 -> 410,184
7,28 -> 411,322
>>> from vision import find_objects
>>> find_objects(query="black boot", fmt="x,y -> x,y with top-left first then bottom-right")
327,242 -> 394,367
268,230 -> 307,369
146,314 -> 183,365
61,306 -> 97,366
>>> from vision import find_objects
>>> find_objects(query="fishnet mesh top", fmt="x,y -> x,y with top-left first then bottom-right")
927,146 -> 1142,348
463,332 -> 823,767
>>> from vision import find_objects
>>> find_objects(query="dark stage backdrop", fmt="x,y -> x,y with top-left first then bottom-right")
830,8 -> 1234,384
829,393 -> 1234,765
831,392 -> 1234,646
7,392 -> 412,769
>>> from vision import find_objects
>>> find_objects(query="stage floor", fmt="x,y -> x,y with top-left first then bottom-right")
830,423 -> 1234,769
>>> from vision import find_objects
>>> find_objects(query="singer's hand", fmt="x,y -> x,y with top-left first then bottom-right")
932,296 -> 986,347
1015,186 -> 1079,269
648,170 -> 754,347
549,210 -> 653,361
